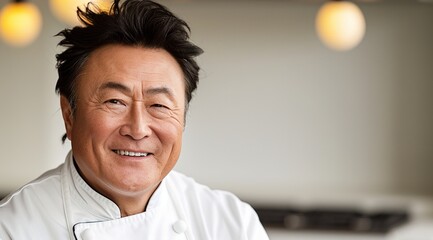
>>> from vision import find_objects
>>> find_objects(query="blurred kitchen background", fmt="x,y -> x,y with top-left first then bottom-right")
1,0 -> 433,239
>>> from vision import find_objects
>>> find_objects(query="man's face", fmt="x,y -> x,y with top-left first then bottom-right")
61,44 -> 185,201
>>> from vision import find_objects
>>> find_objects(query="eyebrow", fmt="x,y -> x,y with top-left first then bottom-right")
145,87 -> 175,100
98,81 -> 176,100
99,81 -> 131,94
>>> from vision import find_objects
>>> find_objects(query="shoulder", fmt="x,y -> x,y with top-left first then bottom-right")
165,171 -> 269,239
166,170 -> 245,207
0,164 -> 65,238
0,164 -> 63,208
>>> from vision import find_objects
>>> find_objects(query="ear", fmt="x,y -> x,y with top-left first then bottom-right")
60,96 -> 74,141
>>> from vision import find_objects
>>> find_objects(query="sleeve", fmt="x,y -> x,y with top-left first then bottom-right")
242,204 -> 270,240
0,200 -> 16,240
0,226 -> 12,240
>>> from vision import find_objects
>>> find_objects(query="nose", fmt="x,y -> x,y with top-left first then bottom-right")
119,103 -> 151,140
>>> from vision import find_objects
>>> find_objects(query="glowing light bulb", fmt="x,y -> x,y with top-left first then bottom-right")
49,0 -> 112,26
315,1 -> 366,51
0,1 -> 42,47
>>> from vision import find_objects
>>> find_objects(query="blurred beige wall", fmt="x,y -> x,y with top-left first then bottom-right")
0,1 -> 432,203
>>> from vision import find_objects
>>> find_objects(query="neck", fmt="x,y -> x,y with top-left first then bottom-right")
72,158 -> 159,217
100,183 -> 160,217
115,195 -> 151,217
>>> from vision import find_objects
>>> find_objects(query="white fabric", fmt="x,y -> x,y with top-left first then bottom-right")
387,220 -> 433,240
0,151 -> 269,240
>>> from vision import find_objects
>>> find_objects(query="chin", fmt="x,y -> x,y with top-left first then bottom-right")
112,173 -> 160,194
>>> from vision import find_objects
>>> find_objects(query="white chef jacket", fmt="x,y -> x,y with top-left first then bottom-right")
0,151 -> 269,240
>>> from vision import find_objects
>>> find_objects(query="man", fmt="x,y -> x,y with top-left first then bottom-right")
0,0 -> 269,239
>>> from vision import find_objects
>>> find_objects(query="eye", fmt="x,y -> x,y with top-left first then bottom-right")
152,103 -> 169,109
104,99 -> 126,107
149,103 -> 172,119
106,99 -> 123,105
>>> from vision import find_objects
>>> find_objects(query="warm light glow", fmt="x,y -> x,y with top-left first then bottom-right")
49,0 -> 112,26
315,1 -> 366,51
0,1 -> 42,47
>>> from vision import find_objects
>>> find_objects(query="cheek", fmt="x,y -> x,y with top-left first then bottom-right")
156,109 -> 184,146
158,122 -> 183,156
159,126 -> 183,177
72,111 -> 120,144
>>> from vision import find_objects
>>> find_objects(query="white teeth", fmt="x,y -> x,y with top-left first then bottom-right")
115,150 -> 148,157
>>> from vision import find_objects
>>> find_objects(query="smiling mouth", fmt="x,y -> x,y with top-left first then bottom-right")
113,150 -> 151,157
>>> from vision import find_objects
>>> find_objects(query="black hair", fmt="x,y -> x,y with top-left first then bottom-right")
54,0 -> 203,142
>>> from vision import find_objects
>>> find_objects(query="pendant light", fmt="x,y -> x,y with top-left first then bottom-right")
49,0 -> 112,26
315,0 -> 366,51
0,0 -> 42,47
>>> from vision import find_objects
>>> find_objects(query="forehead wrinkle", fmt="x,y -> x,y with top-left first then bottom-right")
98,81 -> 132,95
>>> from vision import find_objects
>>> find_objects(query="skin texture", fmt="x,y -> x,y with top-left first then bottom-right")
60,44 -> 186,217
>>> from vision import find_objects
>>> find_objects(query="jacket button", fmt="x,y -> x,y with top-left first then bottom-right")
172,220 -> 188,234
